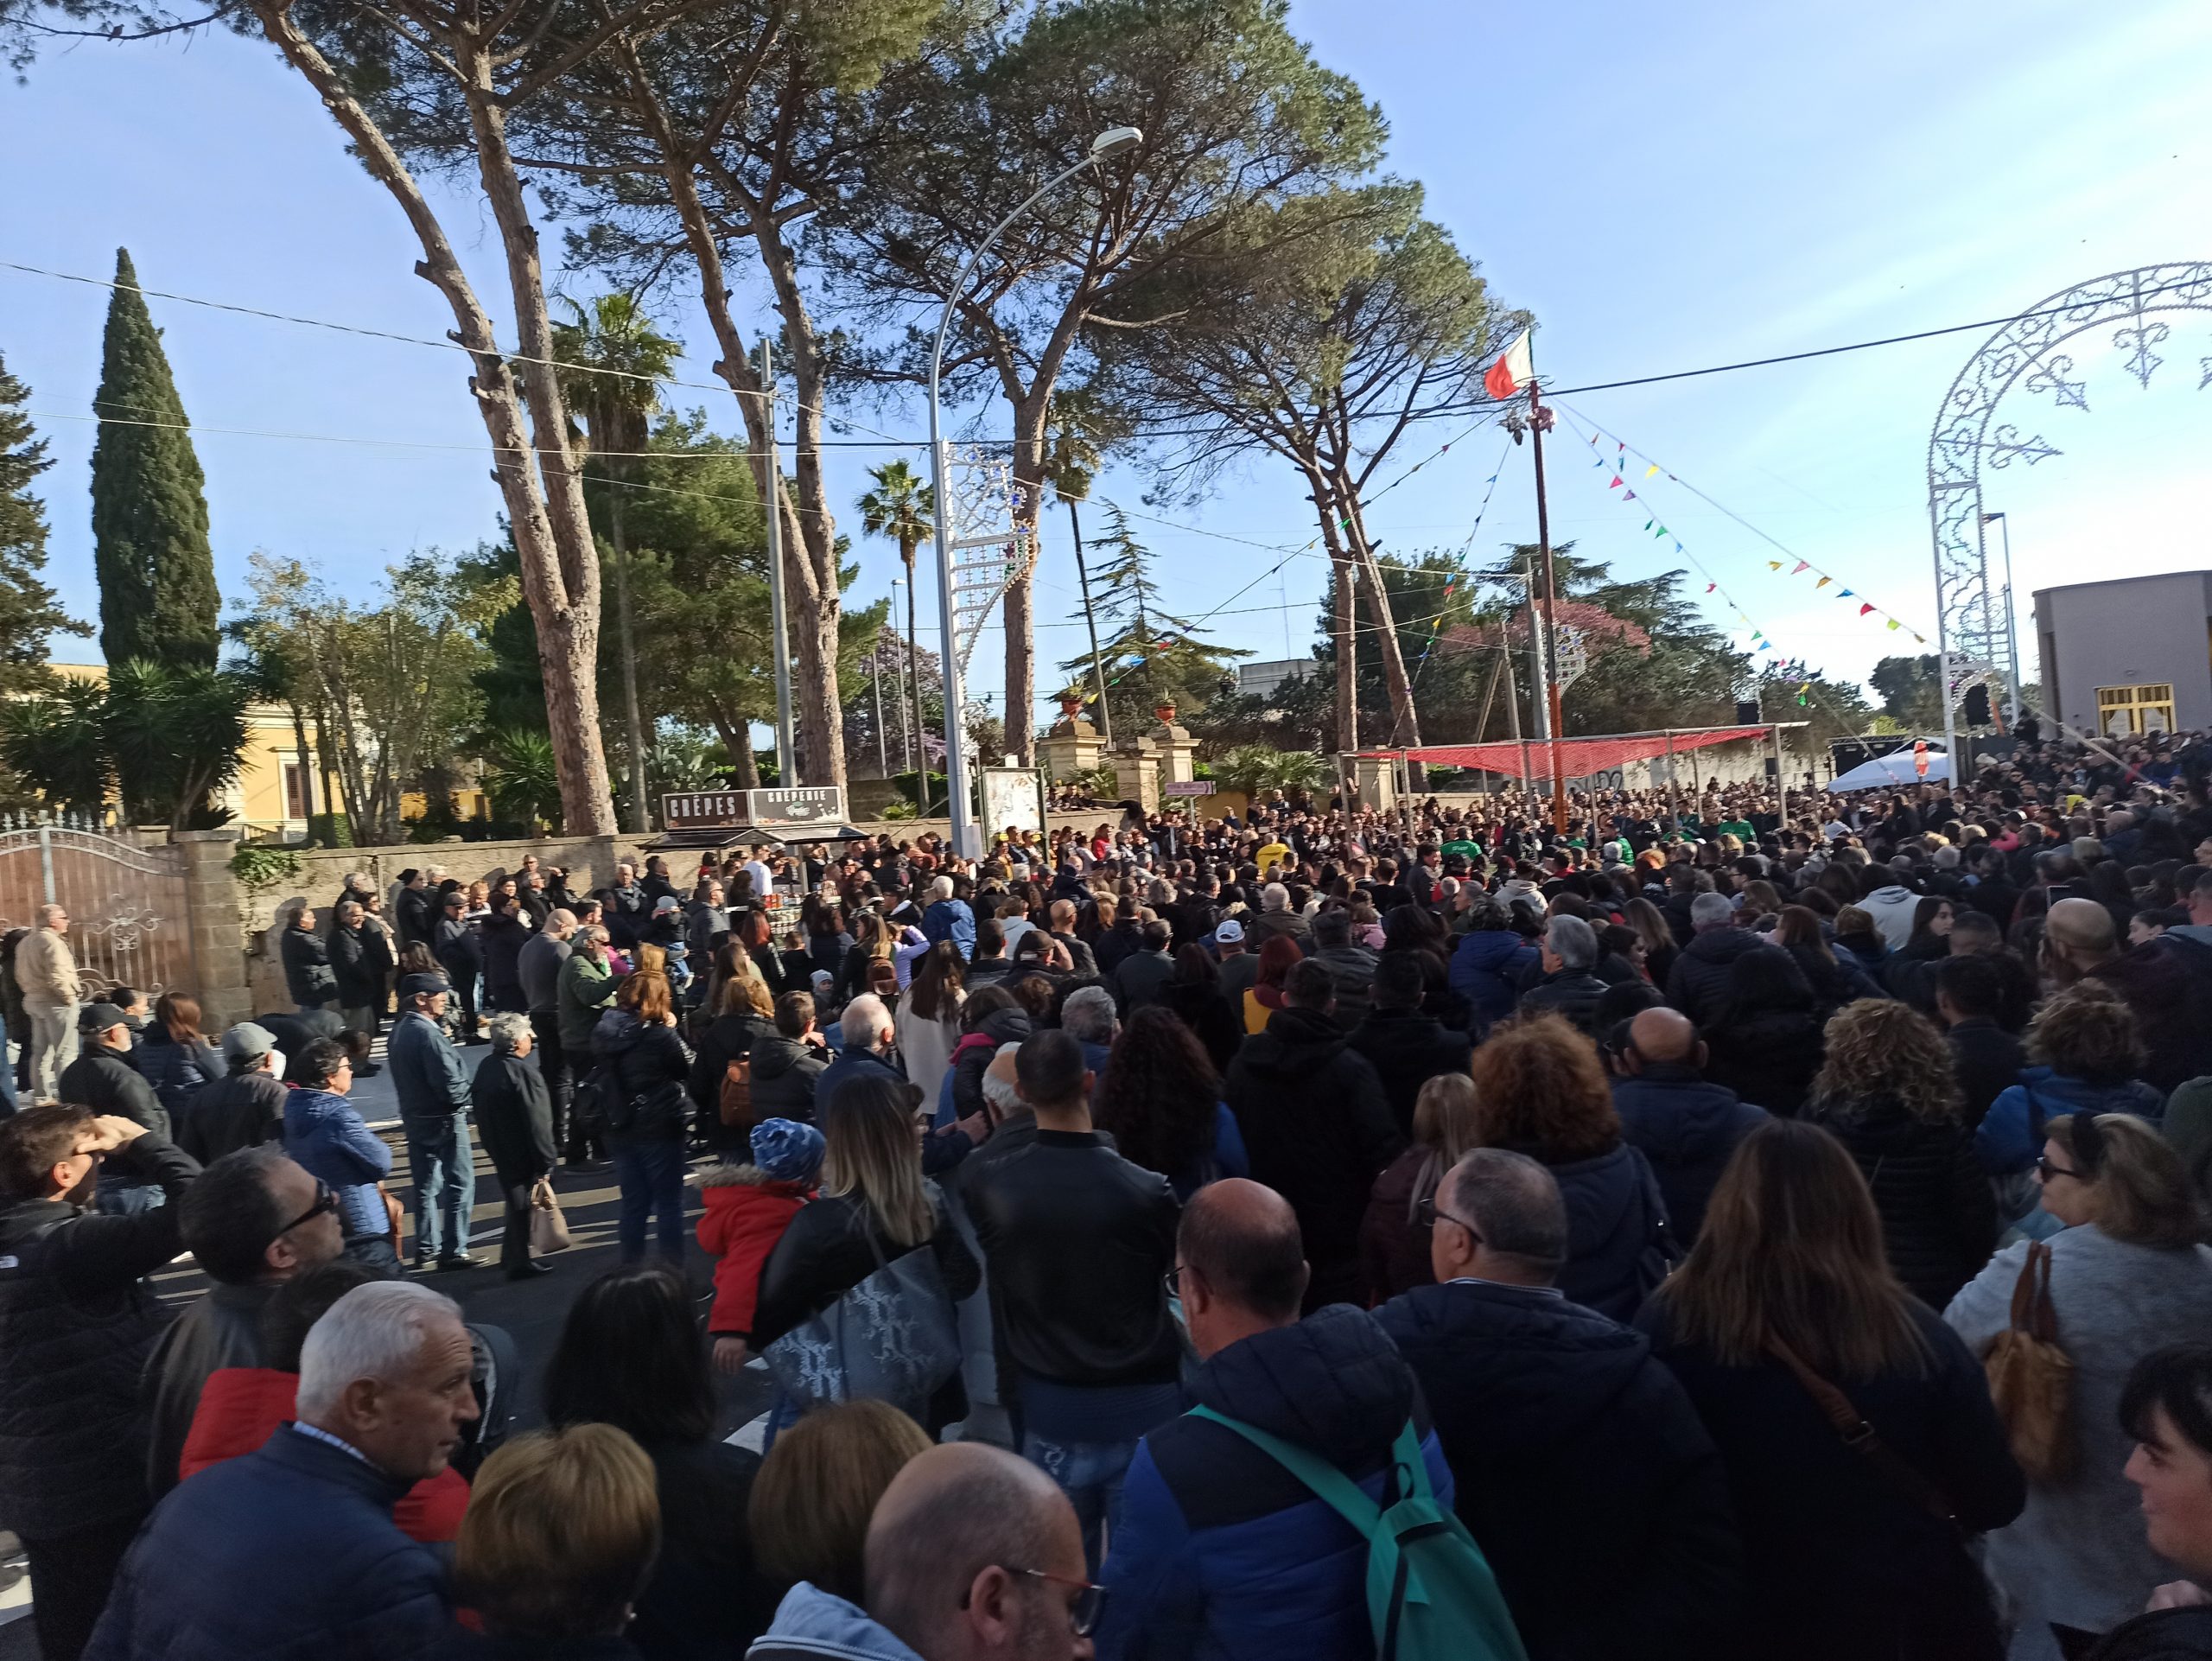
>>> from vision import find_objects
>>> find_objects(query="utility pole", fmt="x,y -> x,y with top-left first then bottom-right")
1529,377 -> 1567,834
890,579 -> 913,773
1984,510 -> 2024,727
1066,495 -> 1113,745
761,339 -> 796,786
871,637 -> 887,777
610,484 -> 651,835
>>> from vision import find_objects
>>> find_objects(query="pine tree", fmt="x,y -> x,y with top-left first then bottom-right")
90,247 -> 219,672
0,350 -> 83,694
1058,504 -> 1246,736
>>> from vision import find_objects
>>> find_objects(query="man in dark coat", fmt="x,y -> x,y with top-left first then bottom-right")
1517,915 -> 1611,1037
1307,908 -> 1380,1032
1107,919 -> 1178,1015
180,1023 -> 290,1164
1346,952 -> 1474,1139
58,1003 -> 167,1138
471,1015 -> 557,1282
1379,1149 -> 1744,1661
1609,1007 -> 1769,1245
1224,959 -> 1402,1309
143,1145 -> 346,1499
392,868 -> 436,950
750,992 -> 831,1122
279,905 -> 338,1014
328,901 -> 384,1038
1094,1181 -> 1455,1659
86,1279 -> 470,1661
0,1107 -> 200,1661
1936,954 -> 2026,1129
1663,893 -> 1764,1028
433,894 -> 484,1043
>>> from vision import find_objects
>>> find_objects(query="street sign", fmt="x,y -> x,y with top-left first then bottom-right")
1162,780 -> 1212,797
661,786 -> 847,829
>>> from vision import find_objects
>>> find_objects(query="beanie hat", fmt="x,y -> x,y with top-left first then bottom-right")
749,1117 -> 826,1184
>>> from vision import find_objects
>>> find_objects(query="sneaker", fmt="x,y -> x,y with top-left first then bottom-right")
435,1253 -> 486,1272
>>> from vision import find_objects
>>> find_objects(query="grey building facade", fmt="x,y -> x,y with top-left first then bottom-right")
2033,571 -> 2212,738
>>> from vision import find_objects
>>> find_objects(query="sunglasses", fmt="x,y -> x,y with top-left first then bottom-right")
962,1567 -> 1107,1637
1415,1195 -> 1485,1246
275,1179 -> 340,1240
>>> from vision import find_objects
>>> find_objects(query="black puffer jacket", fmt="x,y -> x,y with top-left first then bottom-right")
1345,1007 -> 1474,1140
1225,1005 -> 1402,1309
1524,1139 -> 1673,1322
60,1045 -> 168,1139
1807,1092 -> 1999,1309
1663,926 -> 1764,1027
1376,1281 -> 1744,1661
592,1009 -> 691,1141
279,923 -> 337,1008
0,1134 -> 199,1535
686,1009 -> 775,1140
480,910 -> 531,1011
1519,969 -> 1611,1036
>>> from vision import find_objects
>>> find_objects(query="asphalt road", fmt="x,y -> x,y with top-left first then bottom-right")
0,1039 -> 776,1657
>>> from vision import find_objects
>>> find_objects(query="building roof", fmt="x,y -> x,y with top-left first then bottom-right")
2031,570 -> 2212,601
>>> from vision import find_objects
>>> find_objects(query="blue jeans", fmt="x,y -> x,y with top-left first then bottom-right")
611,1136 -> 686,1263
1023,1430 -> 1141,1573
95,1177 -> 165,1216
404,1111 -> 477,1263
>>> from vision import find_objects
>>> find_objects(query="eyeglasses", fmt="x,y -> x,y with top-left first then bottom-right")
1416,1195 -> 1484,1246
1163,1263 -> 1186,1302
2035,1155 -> 2083,1183
961,1567 -> 1108,1637
275,1179 -> 339,1239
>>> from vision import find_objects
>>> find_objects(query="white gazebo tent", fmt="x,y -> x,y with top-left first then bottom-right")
1826,744 -> 1951,792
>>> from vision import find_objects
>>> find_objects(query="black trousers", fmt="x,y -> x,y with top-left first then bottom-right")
497,1176 -> 533,1272
530,1009 -> 573,1137
23,1505 -> 147,1661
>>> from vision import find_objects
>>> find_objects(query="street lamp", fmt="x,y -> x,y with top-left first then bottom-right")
1981,510 -> 2023,727
927,125 -> 1143,860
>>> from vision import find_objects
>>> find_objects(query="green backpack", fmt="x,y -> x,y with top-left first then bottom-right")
1187,1406 -> 1528,1661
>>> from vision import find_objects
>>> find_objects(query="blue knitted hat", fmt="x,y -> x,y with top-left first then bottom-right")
749,1117 -> 825,1183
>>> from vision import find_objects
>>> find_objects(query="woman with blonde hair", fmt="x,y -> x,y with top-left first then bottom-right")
1806,999 -> 1997,1309
1468,1014 -> 1672,1320
1947,1113 -> 2212,1659
594,971 -> 693,1263
454,1422 -> 663,1651
753,1073 -> 979,1436
748,1401 -> 931,1607
1640,1118 -> 2025,1660
1359,1072 -> 1484,1302
686,950 -> 777,1153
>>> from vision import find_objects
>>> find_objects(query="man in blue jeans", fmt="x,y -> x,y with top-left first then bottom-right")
385,972 -> 480,1270
962,1029 -> 1181,1570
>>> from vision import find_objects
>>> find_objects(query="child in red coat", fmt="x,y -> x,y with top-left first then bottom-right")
697,1116 -> 823,1373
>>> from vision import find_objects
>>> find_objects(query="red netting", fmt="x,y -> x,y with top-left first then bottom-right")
1370,727 -> 1771,780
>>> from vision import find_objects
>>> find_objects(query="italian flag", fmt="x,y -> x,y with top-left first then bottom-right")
1484,328 -> 1532,400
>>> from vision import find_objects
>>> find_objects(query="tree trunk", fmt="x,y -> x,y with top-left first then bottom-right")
247,2 -> 614,836
709,700 -> 759,789
1304,469 -> 1358,759
611,488 -> 651,833
1001,389 -> 1055,766
1336,474 -> 1425,782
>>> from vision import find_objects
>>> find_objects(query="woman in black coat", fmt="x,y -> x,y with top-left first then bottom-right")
753,1074 -> 980,1437
685,968 -> 776,1153
479,895 -> 531,1015
1637,1119 -> 2024,1661
544,1263 -> 781,1659
1700,944 -> 1825,1116
1802,1001 -> 1997,1310
593,975 -> 694,1265
1157,945 -> 1243,1076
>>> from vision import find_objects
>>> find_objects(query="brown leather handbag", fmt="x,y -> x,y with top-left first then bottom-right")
1982,1239 -> 2075,1481
718,1056 -> 756,1130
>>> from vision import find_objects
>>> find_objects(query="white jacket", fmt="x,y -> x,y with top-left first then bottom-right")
13,925 -> 79,1009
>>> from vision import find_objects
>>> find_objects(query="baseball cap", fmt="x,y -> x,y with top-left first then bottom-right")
223,1021 -> 276,1065
654,895 -> 683,915
1214,918 -> 1245,945
79,1001 -> 128,1034
398,971 -> 452,997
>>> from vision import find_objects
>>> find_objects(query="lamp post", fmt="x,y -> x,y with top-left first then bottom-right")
1981,510 -> 2023,727
927,125 -> 1142,861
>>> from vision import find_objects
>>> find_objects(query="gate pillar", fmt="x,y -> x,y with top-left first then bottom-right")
179,829 -> 251,1031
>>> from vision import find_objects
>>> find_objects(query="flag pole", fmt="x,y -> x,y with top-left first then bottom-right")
1527,365 -> 1567,836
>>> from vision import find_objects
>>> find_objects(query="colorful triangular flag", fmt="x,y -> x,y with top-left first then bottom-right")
1609,476 -> 1623,488
1885,619 -> 1900,631
1859,603 -> 1875,615
1791,561 -> 1808,575
1767,561 -> 1783,571
1838,588 -> 1853,598
1815,576 -> 1832,590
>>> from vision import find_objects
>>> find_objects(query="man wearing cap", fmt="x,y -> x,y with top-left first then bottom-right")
386,973 -> 481,1271
180,1022 -> 289,1163
1212,917 -> 1258,1020
57,1004 -> 164,1137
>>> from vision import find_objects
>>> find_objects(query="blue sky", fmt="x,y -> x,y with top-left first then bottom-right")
5,0 -> 2209,738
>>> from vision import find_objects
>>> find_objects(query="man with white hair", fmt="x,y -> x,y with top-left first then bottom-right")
1058,984 -> 1118,1076
15,902 -> 79,1099
818,994 -> 982,1177
1247,881 -> 1309,946
86,1281 -> 473,1660
1517,914 -> 1610,1037
1664,890 -> 1761,1028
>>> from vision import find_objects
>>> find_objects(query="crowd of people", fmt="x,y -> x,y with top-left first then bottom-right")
7,722 -> 2212,1658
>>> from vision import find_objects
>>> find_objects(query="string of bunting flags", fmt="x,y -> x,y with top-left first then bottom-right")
1552,407 -> 1834,712
1564,406 -> 1930,647
1406,439 -> 1517,689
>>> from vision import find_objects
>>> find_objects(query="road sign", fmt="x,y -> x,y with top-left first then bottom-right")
1162,780 -> 1212,797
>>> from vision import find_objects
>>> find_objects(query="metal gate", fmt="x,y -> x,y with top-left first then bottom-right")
0,815 -> 195,1002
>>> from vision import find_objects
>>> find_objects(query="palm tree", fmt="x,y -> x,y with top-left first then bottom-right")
553,294 -> 680,834
858,461 -> 933,786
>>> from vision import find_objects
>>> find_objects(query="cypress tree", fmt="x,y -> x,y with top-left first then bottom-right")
90,247 -> 219,671
0,350 -> 83,693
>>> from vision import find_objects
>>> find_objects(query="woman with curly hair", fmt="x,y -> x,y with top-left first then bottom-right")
1805,1000 -> 1997,1309
1978,979 -> 2165,1229
1094,1005 -> 1247,1201
1466,1014 -> 1672,1320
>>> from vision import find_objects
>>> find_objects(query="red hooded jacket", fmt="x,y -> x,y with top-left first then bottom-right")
696,1163 -> 813,1340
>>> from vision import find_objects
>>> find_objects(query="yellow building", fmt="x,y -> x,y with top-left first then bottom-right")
45,660 -> 486,841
